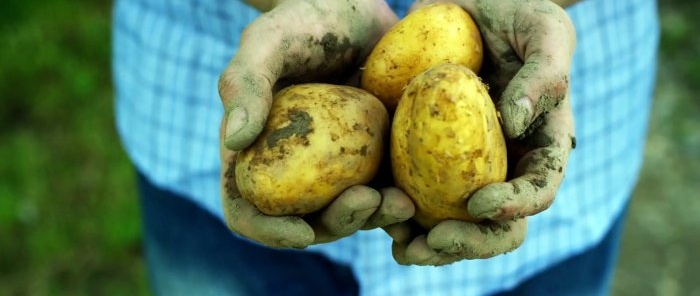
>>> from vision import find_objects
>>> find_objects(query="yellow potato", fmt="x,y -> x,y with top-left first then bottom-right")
361,2 -> 483,110
235,84 -> 388,216
391,64 -> 507,229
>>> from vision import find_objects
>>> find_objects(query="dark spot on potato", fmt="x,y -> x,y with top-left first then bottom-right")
360,145 -> 368,156
365,127 -> 374,137
571,136 -> 577,149
353,123 -> 362,131
430,105 -> 440,117
340,147 -> 346,153
266,109 -> 313,148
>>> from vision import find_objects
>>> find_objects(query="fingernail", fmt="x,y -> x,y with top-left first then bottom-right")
514,96 -> 534,122
475,209 -> 501,220
469,201 -> 500,219
225,107 -> 247,146
468,191 -> 502,219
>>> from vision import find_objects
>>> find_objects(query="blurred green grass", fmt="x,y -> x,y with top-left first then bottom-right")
0,1 -> 698,296
612,1 -> 700,295
0,1 -> 147,295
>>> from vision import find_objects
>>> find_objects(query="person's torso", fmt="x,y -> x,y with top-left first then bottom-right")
112,0 -> 659,295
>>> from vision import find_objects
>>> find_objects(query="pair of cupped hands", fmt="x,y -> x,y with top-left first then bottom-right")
218,0 -> 576,266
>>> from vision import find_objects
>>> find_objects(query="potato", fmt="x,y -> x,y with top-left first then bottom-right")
235,83 -> 388,216
361,2 -> 483,110
391,64 -> 507,229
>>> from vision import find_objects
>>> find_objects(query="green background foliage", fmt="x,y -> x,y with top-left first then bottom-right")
0,1 -> 698,295
0,1 -> 146,295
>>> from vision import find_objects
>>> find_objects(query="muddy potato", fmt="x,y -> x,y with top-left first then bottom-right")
361,2 -> 483,110
391,64 -> 507,229
235,84 -> 388,216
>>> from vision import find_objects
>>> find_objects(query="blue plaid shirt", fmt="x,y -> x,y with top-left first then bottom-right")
113,0 -> 659,295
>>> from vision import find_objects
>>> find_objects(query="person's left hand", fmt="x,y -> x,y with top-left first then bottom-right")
385,0 -> 577,265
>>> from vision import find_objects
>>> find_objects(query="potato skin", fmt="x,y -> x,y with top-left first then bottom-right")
361,2 -> 483,110
391,64 -> 507,229
235,84 -> 388,216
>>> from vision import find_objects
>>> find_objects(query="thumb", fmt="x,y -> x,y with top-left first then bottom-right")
218,22 -> 287,151
496,56 -> 570,139
496,3 -> 575,139
218,58 -> 277,151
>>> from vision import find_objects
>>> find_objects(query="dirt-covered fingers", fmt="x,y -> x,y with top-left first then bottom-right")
427,219 -> 527,261
363,187 -> 416,229
468,96 -> 575,220
218,26 -> 280,151
467,147 -> 567,220
221,187 -> 315,249
492,1 -> 575,138
409,0 -> 575,139
308,185 -> 381,243
391,219 -> 527,265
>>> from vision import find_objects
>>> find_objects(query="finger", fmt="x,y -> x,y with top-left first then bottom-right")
495,3 -> 576,138
310,185 -> 381,243
427,219 -> 527,259
468,97 -> 575,220
363,187 -> 415,229
383,221 -> 418,246
218,26 -> 282,151
405,235 -> 442,265
222,190 -> 314,249
392,235 -> 443,266
468,148 -> 566,219
391,241 -> 409,265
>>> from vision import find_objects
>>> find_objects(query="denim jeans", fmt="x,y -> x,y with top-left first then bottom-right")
138,173 -> 626,296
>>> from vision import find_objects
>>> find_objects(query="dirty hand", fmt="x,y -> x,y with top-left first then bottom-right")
219,0 -> 397,151
218,0 -> 413,249
386,0 -> 577,265
220,142 -> 414,248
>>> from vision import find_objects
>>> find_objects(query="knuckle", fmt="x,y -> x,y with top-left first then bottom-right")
217,70 -> 236,102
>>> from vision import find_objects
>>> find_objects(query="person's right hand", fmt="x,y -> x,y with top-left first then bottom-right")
217,0 -> 414,249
